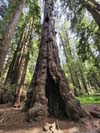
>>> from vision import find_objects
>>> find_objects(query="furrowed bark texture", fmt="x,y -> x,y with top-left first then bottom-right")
24,0 -> 87,121
0,0 -> 24,76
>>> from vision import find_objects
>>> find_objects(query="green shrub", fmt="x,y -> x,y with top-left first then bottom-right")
77,95 -> 100,104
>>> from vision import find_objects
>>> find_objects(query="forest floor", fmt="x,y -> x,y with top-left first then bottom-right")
0,104 -> 99,133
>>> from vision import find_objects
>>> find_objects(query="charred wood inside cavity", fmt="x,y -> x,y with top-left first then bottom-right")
45,69 -> 66,117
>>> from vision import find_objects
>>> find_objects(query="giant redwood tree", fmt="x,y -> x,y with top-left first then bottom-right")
23,0 -> 87,121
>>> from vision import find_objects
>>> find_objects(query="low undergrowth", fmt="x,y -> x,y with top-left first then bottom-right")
77,95 -> 100,104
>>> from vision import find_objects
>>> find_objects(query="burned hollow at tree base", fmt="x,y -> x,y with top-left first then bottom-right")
45,69 -> 66,118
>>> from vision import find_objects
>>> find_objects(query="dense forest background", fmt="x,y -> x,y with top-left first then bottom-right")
0,0 -> 100,132
0,0 -> 100,108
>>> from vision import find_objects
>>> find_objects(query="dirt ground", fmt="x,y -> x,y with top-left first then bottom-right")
0,104 -> 99,133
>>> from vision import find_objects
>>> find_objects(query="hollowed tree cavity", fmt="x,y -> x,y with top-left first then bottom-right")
45,69 -> 66,117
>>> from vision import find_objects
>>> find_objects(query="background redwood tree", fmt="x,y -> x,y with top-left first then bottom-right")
0,0 -> 24,76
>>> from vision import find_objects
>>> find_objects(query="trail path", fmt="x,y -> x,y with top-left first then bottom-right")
0,104 -> 99,133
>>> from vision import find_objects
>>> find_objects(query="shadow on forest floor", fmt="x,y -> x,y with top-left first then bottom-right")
0,104 -> 99,133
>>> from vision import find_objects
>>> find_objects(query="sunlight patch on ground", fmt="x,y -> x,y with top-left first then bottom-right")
63,127 -> 79,133
29,127 -> 79,133
30,128 -> 42,133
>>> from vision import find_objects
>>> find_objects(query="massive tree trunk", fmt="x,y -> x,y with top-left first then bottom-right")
0,0 -> 24,76
24,0 -> 87,121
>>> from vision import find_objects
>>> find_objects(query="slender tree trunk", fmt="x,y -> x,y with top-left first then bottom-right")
5,19 -> 33,106
64,32 -> 83,95
5,19 -> 31,84
78,63 -> 89,95
69,66 -> 80,96
14,26 -> 33,107
91,74 -> 100,89
5,30 -> 25,84
59,33 -> 80,96
23,0 -> 87,121
14,52 -> 29,107
0,46 -> 15,82
0,0 -> 25,76
66,32 -> 89,95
